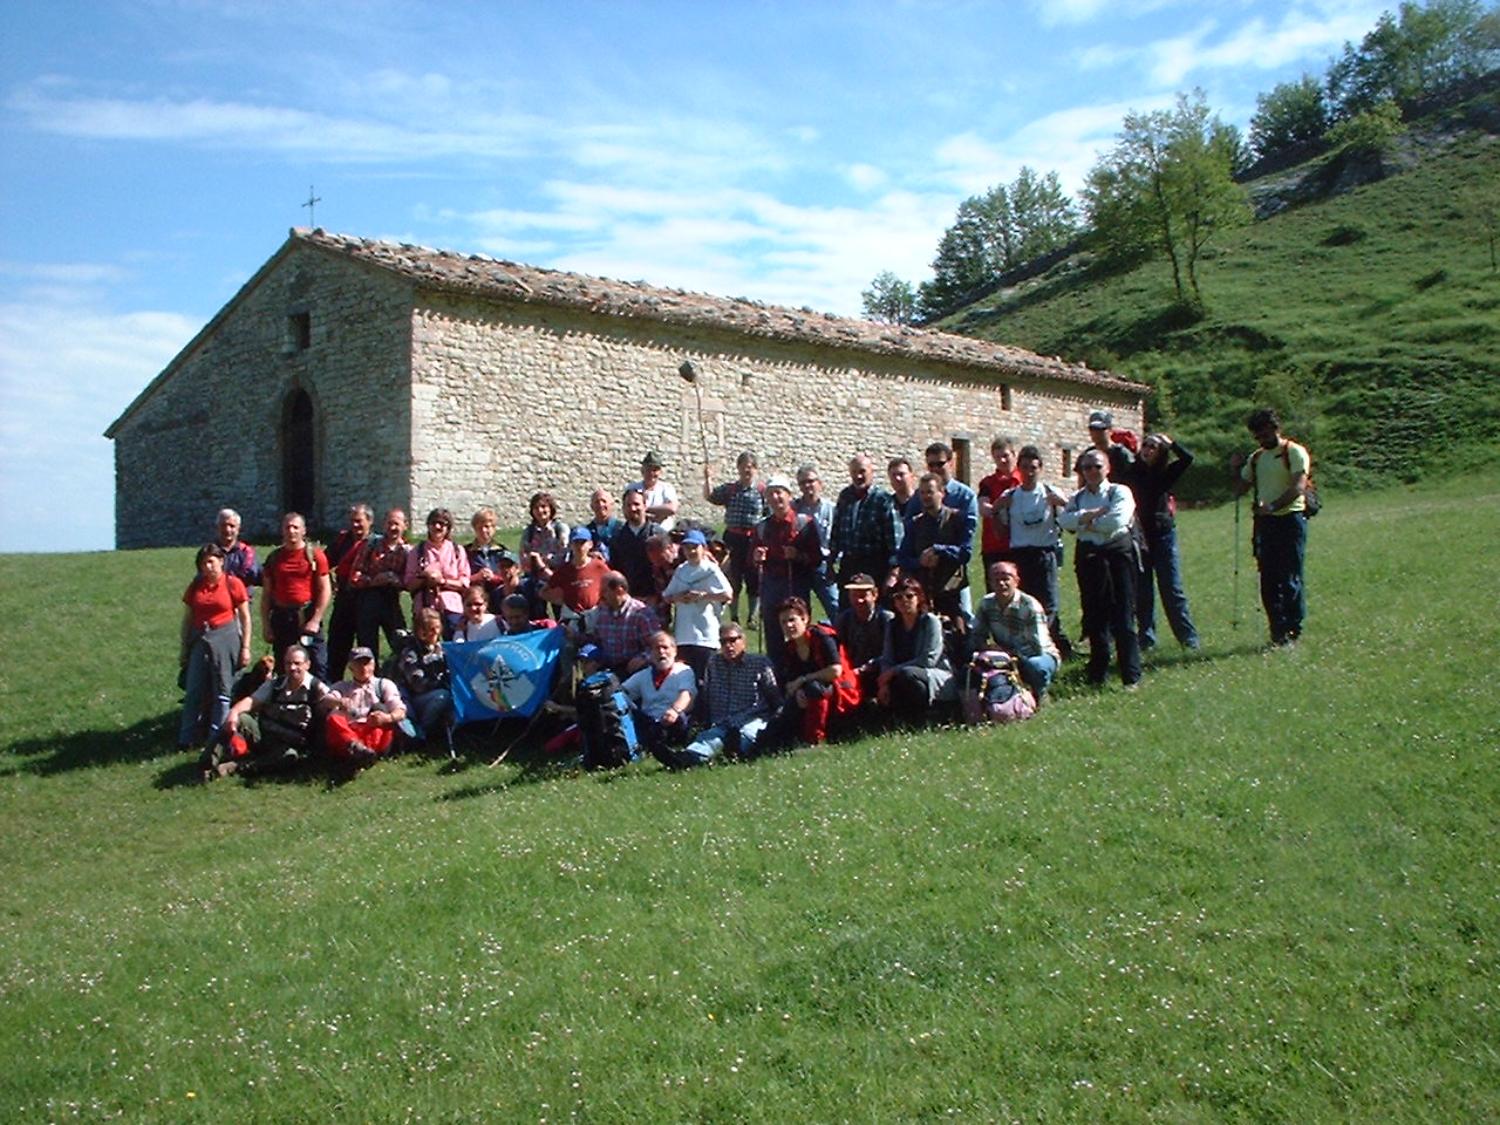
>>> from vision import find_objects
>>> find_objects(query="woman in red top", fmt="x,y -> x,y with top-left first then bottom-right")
178,542 -> 252,751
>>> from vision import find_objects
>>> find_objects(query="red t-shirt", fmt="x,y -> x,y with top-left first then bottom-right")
978,470 -> 1021,554
549,556 -> 611,612
263,545 -> 330,607
183,574 -> 249,630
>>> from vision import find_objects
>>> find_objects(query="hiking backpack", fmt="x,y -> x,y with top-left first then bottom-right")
574,671 -> 640,770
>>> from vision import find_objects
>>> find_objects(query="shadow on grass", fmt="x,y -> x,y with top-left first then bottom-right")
2,709 -> 182,778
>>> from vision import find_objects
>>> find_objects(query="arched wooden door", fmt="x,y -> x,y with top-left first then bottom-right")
281,388 -> 316,517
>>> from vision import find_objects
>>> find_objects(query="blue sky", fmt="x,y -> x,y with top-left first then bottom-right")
0,0 -> 1386,552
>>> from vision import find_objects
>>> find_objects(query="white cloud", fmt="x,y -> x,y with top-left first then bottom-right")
932,95 -> 1166,196
0,278 -> 197,552
846,163 -> 887,192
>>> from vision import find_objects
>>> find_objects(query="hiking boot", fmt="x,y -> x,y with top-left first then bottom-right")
347,741 -> 378,767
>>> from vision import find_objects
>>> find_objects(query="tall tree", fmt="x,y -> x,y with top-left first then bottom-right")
1250,75 -> 1330,159
1327,0 -> 1493,119
917,167 -> 1079,319
860,271 -> 918,325
1082,91 -> 1250,306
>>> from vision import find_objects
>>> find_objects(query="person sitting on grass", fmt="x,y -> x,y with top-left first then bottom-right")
320,647 -> 407,770
665,624 -> 781,768
202,645 -> 328,781
394,608 -> 455,750
875,577 -> 955,717
971,561 -> 1061,701
623,631 -> 697,766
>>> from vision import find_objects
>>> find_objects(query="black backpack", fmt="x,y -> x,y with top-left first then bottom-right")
574,671 -> 640,770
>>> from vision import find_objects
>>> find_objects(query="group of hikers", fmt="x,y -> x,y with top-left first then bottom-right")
176,407 -> 1313,781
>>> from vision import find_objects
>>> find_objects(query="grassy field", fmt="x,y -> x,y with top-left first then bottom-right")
1,479 -> 1496,1121
942,126 -> 1500,499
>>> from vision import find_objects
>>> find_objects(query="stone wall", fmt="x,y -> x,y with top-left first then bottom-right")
113,248 -> 416,546
410,294 -> 1141,529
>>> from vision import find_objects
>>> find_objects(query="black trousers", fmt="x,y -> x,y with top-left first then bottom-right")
1075,541 -> 1140,686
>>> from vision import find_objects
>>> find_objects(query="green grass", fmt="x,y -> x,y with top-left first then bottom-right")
2,480 -> 1497,1121
942,122 -> 1500,500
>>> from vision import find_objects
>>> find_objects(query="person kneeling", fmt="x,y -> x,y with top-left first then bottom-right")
669,624 -> 781,768
971,561 -> 1060,701
321,646 -> 408,770
622,632 -> 697,767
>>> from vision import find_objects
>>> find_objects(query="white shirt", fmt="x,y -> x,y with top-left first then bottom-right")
622,662 -> 697,721
1003,482 -> 1067,549
662,559 -> 733,647
453,615 -> 502,644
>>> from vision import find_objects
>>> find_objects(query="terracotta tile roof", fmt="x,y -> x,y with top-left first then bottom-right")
295,228 -> 1145,393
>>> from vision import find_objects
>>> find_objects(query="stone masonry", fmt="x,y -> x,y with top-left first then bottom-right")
108,229 -> 1146,547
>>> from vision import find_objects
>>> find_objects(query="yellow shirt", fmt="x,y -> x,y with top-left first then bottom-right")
1242,440 -> 1310,514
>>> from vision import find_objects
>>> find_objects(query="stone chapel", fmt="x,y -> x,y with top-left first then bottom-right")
106,228 -> 1145,547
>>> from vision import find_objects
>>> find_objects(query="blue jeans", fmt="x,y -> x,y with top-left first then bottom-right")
1255,513 -> 1306,643
809,567 -> 840,622
1138,527 -> 1200,648
677,717 -> 771,767
1017,652 -> 1059,697
1011,546 -> 1071,656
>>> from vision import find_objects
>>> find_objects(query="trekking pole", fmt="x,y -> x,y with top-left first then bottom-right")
1231,492 -> 1242,630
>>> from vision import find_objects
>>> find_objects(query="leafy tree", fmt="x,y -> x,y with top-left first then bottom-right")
1082,90 -> 1250,306
1327,0 -> 1493,119
860,271 -> 918,325
1250,75 -> 1330,159
917,167 -> 1079,319
1325,98 -> 1406,153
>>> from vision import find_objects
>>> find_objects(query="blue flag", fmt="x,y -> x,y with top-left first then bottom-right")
444,629 -> 563,725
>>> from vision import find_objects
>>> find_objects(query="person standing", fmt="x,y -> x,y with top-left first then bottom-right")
999,445 -> 1073,660
632,451 -> 680,531
922,441 -> 980,618
976,436 -> 1021,584
897,472 -> 972,622
213,507 -> 261,601
261,512 -> 332,679
1131,434 -> 1200,650
829,453 -> 901,591
349,508 -> 411,662
325,503 -> 374,681
705,450 -> 766,627
1058,449 -> 1141,688
1232,408 -> 1311,647
752,476 -> 820,666
660,529 -> 733,682
178,543 -> 252,752
793,463 -> 839,620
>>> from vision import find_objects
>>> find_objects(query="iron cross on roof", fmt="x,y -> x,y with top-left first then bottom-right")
302,185 -> 322,228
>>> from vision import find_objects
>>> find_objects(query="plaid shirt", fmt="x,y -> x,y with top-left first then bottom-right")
710,479 -> 767,532
351,537 -> 410,588
830,483 -> 901,568
702,651 -> 781,728
584,596 -> 661,668
972,589 -> 1059,661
